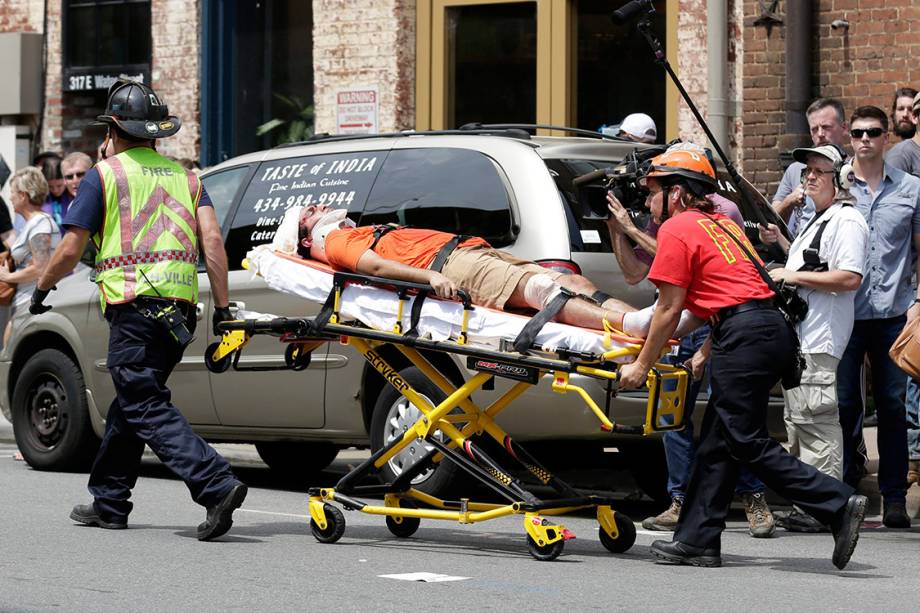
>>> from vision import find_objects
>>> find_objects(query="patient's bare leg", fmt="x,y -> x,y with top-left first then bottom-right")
556,274 -> 636,314
506,273 -> 627,331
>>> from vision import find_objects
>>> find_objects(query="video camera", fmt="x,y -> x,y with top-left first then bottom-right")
573,146 -> 665,220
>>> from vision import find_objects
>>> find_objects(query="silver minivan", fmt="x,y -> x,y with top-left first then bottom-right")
0,130 -> 784,500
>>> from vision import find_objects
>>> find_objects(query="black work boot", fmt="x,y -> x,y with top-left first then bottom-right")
70,503 -> 127,530
197,483 -> 248,541
882,501 -> 911,529
650,539 -> 722,567
830,494 -> 867,570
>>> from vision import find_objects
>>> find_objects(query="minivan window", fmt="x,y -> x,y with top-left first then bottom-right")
202,165 -> 252,227
223,151 -> 386,269
358,148 -> 515,246
544,158 -> 652,254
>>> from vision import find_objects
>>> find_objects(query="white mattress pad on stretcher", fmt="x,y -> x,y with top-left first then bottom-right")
245,245 -> 643,362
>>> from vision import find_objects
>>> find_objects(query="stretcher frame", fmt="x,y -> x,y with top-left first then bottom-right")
209,270 -> 690,560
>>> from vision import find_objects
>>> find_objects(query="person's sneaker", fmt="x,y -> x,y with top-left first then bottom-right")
908,460 -> 920,487
830,494 -> 867,570
882,501 -> 911,529
641,497 -> 682,531
197,483 -> 248,541
775,508 -> 828,533
742,492 -> 775,538
650,539 -> 722,568
70,503 -> 127,530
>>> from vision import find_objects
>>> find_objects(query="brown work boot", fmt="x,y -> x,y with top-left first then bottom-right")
742,492 -> 775,538
641,497 -> 682,531
908,460 -> 920,487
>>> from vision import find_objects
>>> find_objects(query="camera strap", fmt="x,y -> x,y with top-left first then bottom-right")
697,212 -> 783,298
697,211 -> 807,328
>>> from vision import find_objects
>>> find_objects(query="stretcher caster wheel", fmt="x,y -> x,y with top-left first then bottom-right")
386,513 -> 420,538
204,342 -> 233,373
285,343 -> 312,371
599,512 -> 636,554
526,535 -> 564,561
311,504 -> 345,543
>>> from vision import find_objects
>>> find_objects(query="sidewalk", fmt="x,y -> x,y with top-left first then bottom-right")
2,414 -> 917,516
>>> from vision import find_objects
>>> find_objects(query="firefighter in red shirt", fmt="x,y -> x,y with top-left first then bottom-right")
617,148 -> 866,570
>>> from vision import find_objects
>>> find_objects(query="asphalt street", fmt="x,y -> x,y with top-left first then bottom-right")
2,432 -> 920,612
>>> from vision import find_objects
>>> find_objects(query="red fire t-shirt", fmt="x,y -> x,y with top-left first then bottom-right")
648,210 -> 774,320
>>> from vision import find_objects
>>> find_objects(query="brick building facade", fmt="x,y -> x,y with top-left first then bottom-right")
743,0 -> 920,195
0,0 -> 917,201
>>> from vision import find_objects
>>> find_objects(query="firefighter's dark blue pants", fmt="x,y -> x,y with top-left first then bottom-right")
674,307 -> 853,550
88,298 -> 239,522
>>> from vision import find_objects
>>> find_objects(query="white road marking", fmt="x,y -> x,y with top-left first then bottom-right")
379,572 -> 470,582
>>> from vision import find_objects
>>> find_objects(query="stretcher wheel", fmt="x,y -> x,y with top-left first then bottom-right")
385,501 -> 420,538
284,343 -> 312,371
310,504 -> 345,543
599,512 -> 636,554
526,535 -> 564,561
204,342 -> 233,373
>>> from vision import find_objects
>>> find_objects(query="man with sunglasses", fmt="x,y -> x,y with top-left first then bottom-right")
837,105 -> 920,529
61,152 -> 93,199
771,98 -> 849,237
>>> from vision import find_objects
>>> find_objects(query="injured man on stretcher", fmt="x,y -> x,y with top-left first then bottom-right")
290,205 -> 702,338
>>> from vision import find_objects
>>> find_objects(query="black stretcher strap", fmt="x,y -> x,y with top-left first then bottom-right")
429,234 -> 470,273
369,223 -> 401,250
512,287 -> 575,354
591,290 -> 613,305
313,288 -> 338,329
403,290 -> 428,341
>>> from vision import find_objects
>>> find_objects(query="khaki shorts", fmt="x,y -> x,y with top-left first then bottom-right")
441,246 -> 564,309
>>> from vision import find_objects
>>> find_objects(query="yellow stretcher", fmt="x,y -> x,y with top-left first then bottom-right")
207,271 -> 690,561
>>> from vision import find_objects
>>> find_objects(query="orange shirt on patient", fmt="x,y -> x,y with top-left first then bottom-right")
324,226 -> 489,271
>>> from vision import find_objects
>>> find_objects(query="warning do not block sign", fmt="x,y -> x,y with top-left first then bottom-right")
336,87 -> 378,135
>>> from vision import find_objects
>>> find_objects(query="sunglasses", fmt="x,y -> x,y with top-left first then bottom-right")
64,171 -> 86,180
850,127 -> 884,138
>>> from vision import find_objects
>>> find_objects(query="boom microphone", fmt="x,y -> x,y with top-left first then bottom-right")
611,0 -> 655,24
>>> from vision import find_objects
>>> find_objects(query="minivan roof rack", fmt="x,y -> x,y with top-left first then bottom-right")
274,128 -> 535,149
459,123 -> 629,141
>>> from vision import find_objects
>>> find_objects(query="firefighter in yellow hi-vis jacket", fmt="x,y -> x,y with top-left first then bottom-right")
32,80 -> 246,541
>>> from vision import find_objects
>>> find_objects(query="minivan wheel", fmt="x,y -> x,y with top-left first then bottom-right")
255,442 -> 339,474
12,349 -> 98,471
369,366 -> 462,497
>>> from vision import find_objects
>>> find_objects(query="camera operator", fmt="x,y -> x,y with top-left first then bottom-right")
759,144 -> 868,533
616,147 -> 866,570
605,143 -> 775,538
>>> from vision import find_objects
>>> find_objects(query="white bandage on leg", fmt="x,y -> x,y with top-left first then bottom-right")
621,301 -> 701,338
523,274 -> 563,310
622,305 -> 655,337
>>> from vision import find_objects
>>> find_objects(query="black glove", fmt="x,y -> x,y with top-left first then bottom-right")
213,305 -> 233,336
29,287 -> 54,315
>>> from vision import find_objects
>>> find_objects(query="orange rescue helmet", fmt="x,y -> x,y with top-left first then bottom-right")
640,148 -> 717,196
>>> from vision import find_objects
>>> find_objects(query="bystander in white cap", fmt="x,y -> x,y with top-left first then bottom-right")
616,113 -> 658,143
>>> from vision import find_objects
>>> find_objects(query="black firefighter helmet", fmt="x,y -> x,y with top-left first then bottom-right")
96,79 -> 181,140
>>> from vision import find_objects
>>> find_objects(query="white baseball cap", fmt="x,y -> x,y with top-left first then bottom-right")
615,113 -> 657,143
792,143 -> 846,165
